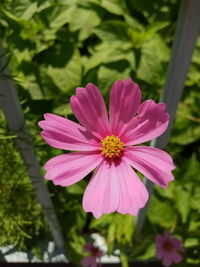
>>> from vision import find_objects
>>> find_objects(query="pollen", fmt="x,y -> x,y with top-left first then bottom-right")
100,135 -> 124,158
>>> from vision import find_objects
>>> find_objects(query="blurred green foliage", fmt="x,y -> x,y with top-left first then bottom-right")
0,112 -> 48,250
0,0 -> 200,266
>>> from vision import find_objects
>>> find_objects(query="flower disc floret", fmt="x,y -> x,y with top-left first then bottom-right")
100,135 -> 124,158
163,241 -> 173,252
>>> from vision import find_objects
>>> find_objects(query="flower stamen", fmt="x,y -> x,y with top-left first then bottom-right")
163,241 -> 173,252
100,135 -> 124,158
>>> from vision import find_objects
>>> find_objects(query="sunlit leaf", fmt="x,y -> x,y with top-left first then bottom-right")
137,34 -> 169,84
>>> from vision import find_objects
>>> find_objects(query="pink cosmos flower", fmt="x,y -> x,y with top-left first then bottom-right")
38,78 -> 175,218
81,243 -> 103,267
155,231 -> 184,266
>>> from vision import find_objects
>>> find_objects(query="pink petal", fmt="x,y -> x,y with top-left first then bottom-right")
84,244 -> 94,252
124,146 -> 175,188
172,251 -> 183,263
117,160 -> 149,216
81,256 -> 96,267
156,235 -> 165,248
91,257 -> 98,267
82,160 -> 120,218
156,234 -> 164,243
156,247 -> 164,259
171,238 -> 184,252
109,78 -> 141,135
82,159 -> 148,218
97,250 -> 103,257
70,83 -> 110,139
163,231 -> 171,239
38,113 -> 100,151
121,100 -> 169,145
44,151 -> 103,186
163,253 -> 173,267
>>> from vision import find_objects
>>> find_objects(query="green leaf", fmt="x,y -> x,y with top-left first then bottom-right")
174,185 -> 191,223
22,65 -> 56,99
67,235 -> 85,263
90,213 -> 134,252
148,195 -> 175,228
156,154 -> 200,225
90,213 -> 114,229
191,186 -> 200,213
66,180 -> 86,195
69,7 -> 101,40
3,0 -> 38,19
84,44 -> 111,74
120,248 -> 129,267
39,4 -> 75,32
171,91 -> 200,145
176,154 -> 200,184
93,20 -> 132,47
137,243 -> 155,260
53,103 -> 72,116
21,2 -> 38,20
97,60 -> 131,93
186,65 -> 200,86
128,21 -> 169,48
137,34 -> 169,84
19,62 -> 60,100
85,42 -> 135,74
184,238 -> 199,248
189,220 -> 200,233
190,36 -> 200,65
127,0 -> 178,21
47,49 -> 82,93
100,0 -> 128,15
19,20 -> 43,40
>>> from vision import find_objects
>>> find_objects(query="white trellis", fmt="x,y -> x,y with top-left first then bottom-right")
0,44 -> 65,253
135,0 -> 200,235
0,0 -> 200,260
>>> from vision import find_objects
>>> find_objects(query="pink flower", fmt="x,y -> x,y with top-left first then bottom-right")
38,78 -> 175,218
155,231 -> 184,266
81,243 -> 103,267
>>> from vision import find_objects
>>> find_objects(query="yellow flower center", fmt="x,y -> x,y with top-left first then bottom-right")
100,135 -> 124,158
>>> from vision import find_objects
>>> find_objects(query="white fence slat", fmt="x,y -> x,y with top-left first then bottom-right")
0,43 -> 65,253
135,0 -> 200,235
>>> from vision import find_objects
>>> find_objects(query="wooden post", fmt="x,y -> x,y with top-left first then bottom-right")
135,0 -> 200,235
0,43 -> 65,253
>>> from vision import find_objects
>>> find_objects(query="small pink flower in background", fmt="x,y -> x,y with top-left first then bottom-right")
155,231 -> 184,266
38,78 -> 175,218
81,243 -> 103,267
